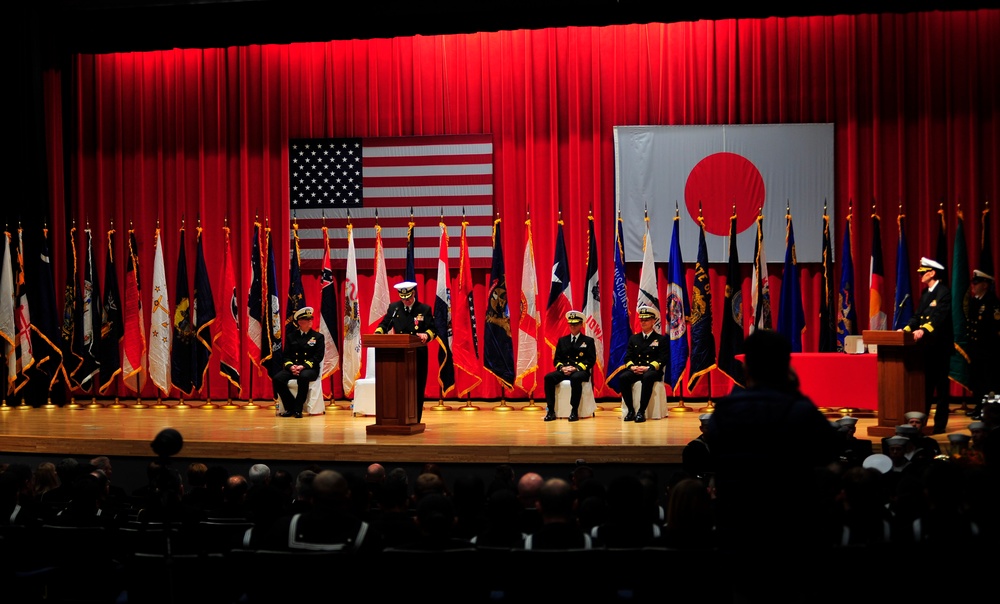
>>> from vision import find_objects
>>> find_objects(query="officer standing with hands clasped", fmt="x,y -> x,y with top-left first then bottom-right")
273,307 -> 324,418
900,257 -> 953,433
374,281 -> 435,423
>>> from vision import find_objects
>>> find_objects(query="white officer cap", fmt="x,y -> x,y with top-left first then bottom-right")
918,257 -> 945,272
394,281 -> 418,299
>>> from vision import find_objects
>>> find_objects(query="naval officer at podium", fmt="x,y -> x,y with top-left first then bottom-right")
373,281 -> 435,423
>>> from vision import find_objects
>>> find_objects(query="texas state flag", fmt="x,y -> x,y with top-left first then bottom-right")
614,124 -> 834,266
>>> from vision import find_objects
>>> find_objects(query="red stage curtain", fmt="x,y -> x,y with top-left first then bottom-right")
44,11 -> 999,401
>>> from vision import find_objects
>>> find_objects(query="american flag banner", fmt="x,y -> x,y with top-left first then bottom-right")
288,135 -> 495,270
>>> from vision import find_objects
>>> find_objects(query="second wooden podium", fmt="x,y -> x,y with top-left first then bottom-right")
361,334 -> 426,435
862,330 -> 924,437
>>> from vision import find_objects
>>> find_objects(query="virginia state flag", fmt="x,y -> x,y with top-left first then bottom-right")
606,215 -> 631,393
718,212 -> 744,388
869,211 -> 887,331
193,227 -> 216,390
515,218 -> 539,394
545,220 -> 573,350
483,217 -> 514,389
434,222 -> 456,397
777,210 -> 806,352
837,212 -> 857,351
666,212 -> 689,390
688,214 -> 716,389
892,212 -> 915,330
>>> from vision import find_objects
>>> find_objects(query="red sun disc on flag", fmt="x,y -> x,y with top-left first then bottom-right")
683,152 -> 765,236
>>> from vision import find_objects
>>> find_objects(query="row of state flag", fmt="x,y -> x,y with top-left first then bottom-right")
1,200 -> 992,403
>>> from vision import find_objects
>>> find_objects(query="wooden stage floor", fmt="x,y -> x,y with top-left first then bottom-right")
0,399 -> 975,466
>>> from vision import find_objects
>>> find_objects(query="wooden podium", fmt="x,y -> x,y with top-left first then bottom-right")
862,330 -> 924,437
361,334 -> 426,435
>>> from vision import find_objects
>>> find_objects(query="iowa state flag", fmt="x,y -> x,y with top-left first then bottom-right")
545,220 -> 573,350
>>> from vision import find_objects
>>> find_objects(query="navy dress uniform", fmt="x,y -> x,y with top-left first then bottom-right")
968,269 -> 1000,418
272,307 -> 325,418
903,257 -> 953,433
374,281 -> 435,423
543,310 -> 597,422
618,305 -> 667,423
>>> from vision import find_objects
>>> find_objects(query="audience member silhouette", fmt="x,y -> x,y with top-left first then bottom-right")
589,474 -> 663,547
660,477 -> 716,550
524,477 -> 594,550
262,469 -> 383,554
470,488 -> 527,549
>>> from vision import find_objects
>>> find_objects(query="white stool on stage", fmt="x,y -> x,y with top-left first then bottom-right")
286,379 -> 326,415
353,348 -> 377,416
622,381 -> 667,420
554,381 -> 597,419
